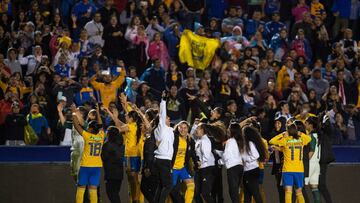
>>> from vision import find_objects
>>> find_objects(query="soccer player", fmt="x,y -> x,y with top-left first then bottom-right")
269,122 -> 311,203
305,116 -> 321,203
72,105 -> 105,203
171,121 -> 195,203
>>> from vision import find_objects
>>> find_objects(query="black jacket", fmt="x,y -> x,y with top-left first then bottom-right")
319,114 -> 336,164
4,113 -> 27,140
171,134 -> 198,174
142,133 -> 157,171
101,140 -> 124,180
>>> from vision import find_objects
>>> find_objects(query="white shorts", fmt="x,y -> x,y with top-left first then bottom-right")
305,161 -> 320,185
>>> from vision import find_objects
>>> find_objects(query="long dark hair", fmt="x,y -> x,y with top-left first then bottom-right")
199,122 -> 227,143
128,111 -> 142,143
107,126 -> 123,146
229,123 -> 245,153
287,123 -> 300,139
242,126 -> 267,162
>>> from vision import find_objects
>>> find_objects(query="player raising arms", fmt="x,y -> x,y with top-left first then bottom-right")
269,122 -> 311,203
72,104 -> 105,203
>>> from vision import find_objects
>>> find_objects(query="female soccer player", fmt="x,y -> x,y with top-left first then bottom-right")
305,116 -> 321,203
269,123 -> 311,203
171,121 -> 195,203
72,105 -> 105,203
242,126 -> 267,203
112,94 -> 143,203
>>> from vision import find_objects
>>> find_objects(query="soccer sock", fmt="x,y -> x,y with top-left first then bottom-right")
285,190 -> 292,203
75,187 -> 85,203
312,188 -> 321,203
185,182 -> 195,203
259,185 -> 266,203
296,192 -> 305,203
89,188 -> 98,203
139,191 -> 144,203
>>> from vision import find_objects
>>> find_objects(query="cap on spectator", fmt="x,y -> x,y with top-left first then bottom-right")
194,22 -> 204,31
272,11 -> 280,16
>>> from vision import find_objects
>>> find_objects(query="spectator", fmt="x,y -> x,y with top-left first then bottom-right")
4,101 -> 26,146
98,0 -> 119,26
165,61 -> 183,90
265,12 -> 286,39
332,0 -> 351,39
119,1 -> 136,27
27,103 -> 51,145
221,6 -> 244,36
72,0 -> 97,27
103,15 -> 126,61
140,59 -> 166,100
84,12 -> 104,47
252,58 -> 275,91
245,10 -> 265,38
148,32 -> 170,70
145,16 -> 165,41
292,0 -> 309,23
4,48 -> 21,75
306,68 -> 329,100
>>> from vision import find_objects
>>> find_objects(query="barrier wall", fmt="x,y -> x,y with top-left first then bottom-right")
0,146 -> 359,203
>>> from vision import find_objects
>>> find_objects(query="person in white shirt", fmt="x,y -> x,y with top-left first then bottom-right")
194,123 -> 216,203
84,12 -> 104,47
241,126 -> 267,203
153,91 -> 175,203
216,123 -> 244,203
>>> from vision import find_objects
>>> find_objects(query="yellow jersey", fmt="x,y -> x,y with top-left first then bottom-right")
173,136 -> 187,170
90,70 -> 125,108
269,132 -> 311,172
81,130 -> 105,167
125,122 -> 139,157
259,138 -> 269,170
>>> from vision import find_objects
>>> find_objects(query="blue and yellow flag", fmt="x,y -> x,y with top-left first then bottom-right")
178,30 -> 220,70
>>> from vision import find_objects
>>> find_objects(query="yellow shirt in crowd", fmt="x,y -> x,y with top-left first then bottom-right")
90,70 -> 125,108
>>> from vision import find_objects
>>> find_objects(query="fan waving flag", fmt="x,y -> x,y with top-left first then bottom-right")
179,29 -> 220,70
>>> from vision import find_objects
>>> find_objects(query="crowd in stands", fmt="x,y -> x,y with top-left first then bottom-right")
1,0 -> 360,146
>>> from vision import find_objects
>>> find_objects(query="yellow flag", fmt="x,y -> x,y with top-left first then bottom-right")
178,30 -> 220,70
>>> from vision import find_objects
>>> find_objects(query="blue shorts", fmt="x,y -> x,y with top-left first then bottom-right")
78,167 -> 101,186
172,167 -> 192,186
124,156 -> 141,172
259,169 -> 264,184
282,172 -> 304,188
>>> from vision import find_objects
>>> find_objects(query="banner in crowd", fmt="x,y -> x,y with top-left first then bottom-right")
179,30 -> 220,70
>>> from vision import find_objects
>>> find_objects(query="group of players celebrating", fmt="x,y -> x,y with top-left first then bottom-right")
71,91 -> 333,203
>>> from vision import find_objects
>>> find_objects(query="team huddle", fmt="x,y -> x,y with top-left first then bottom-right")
70,91 -> 333,203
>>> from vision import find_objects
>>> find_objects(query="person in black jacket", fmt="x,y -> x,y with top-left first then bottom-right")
318,112 -> 335,203
101,126 -> 124,203
4,101 -> 27,145
170,121 -> 198,203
